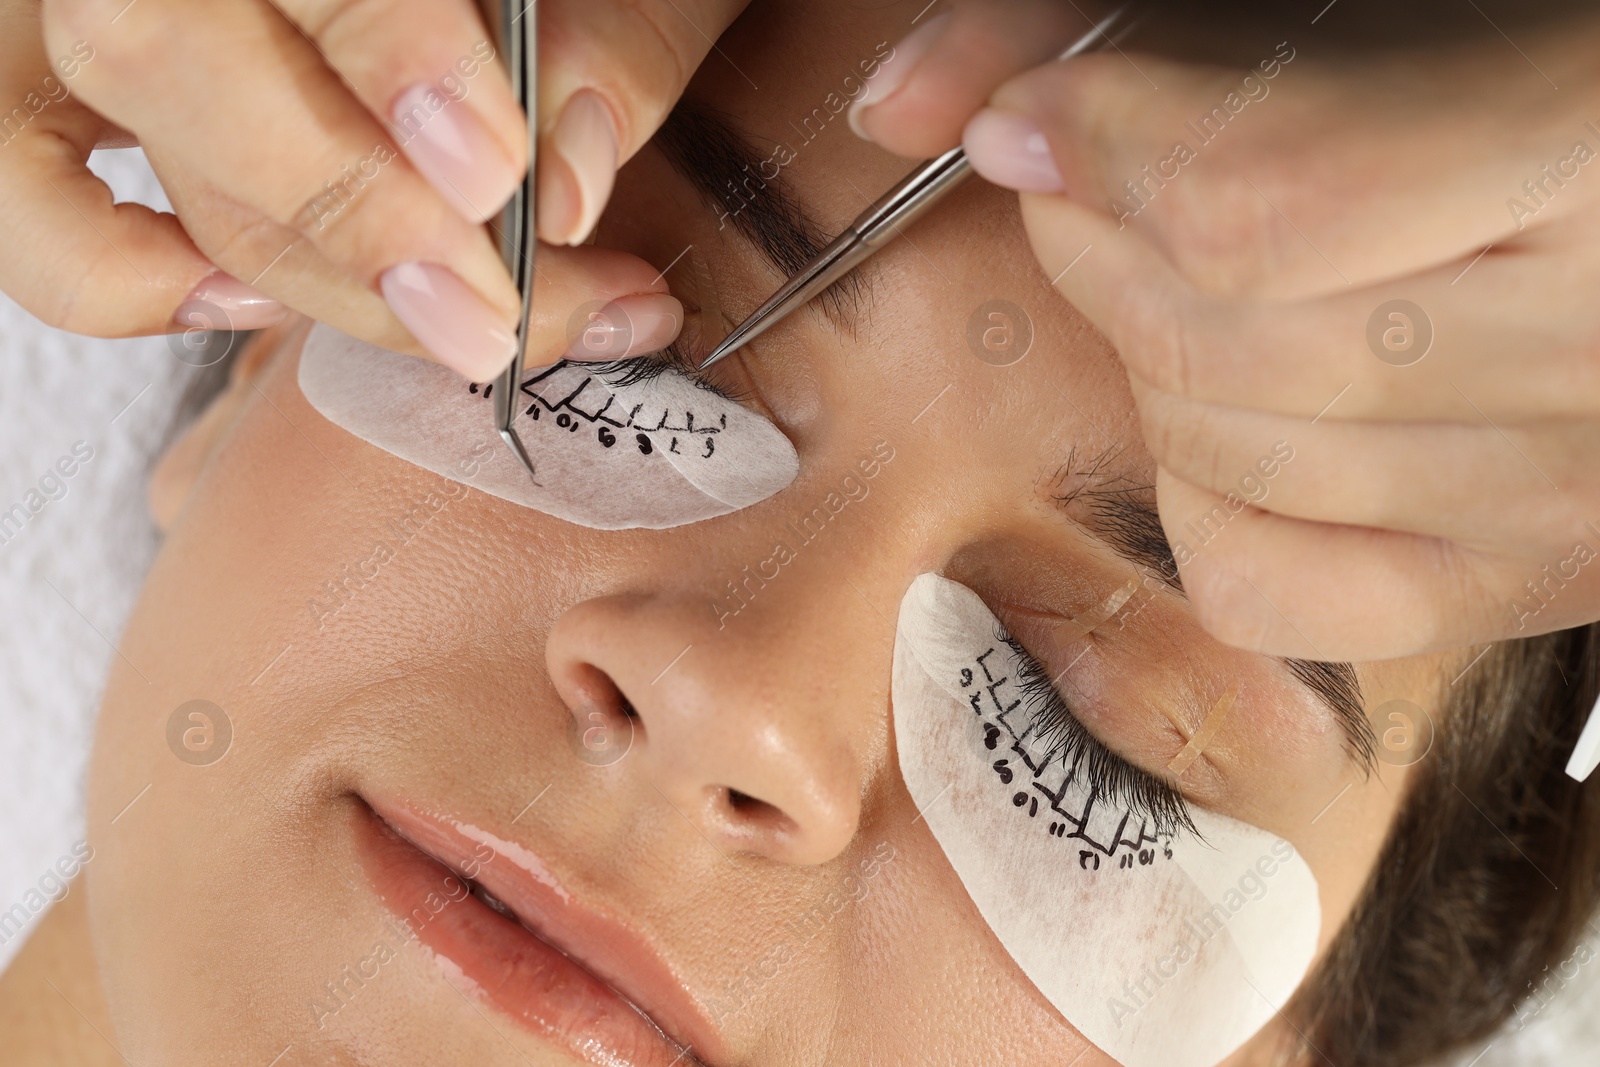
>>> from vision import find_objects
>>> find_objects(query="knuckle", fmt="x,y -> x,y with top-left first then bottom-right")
294,174 -> 447,275
24,247 -> 142,335
1116,282 -> 1203,399
191,211 -> 295,281
294,0 -> 396,44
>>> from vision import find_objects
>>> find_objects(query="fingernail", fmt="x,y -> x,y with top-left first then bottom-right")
963,108 -> 1065,193
392,82 -> 520,223
537,89 -> 619,246
848,12 -> 951,140
174,271 -> 287,330
380,262 -> 517,382
563,293 -> 684,362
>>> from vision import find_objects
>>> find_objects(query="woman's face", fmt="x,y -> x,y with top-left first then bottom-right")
87,2 -> 1440,1064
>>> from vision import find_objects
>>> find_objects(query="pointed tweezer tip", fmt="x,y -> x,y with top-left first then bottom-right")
698,335 -> 742,371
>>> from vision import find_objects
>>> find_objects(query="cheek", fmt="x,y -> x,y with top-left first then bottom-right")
297,325 -> 798,530
891,574 -> 1321,1067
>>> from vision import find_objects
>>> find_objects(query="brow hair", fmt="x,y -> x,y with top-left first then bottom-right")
653,99 -> 864,323
1049,448 -> 1376,768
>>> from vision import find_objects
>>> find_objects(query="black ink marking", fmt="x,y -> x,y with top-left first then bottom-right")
954,644 -> 1175,868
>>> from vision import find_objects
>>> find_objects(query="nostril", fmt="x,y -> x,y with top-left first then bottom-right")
719,787 -> 797,838
564,667 -> 640,767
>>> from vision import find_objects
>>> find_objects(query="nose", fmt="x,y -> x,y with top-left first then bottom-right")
545,590 -> 878,866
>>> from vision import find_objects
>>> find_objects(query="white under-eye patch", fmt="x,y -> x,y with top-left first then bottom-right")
297,325 -> 798,529
893,573 -> 1320,1067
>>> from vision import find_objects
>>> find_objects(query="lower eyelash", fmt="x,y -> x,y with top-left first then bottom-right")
1000,631 -> 1197,840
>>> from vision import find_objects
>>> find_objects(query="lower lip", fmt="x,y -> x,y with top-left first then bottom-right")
352,804 -> 693,1067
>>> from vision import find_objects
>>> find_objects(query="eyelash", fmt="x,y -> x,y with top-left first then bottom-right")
1000,630 -> 1196,839
587,331 -> 754,404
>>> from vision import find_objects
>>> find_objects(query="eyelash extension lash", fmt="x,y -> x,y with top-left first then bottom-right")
1000,631 -> 1197,840
587,339 -> 754,403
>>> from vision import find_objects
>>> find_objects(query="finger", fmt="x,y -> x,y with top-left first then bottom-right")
1016,185 -> 1600,421
1131,375 -> 1599,553
534,0 -> 750,246
48,0 -> 521,379
272,0 -> 526,224
966,25 -> 1600,299
0,28 -> 283,335
147,146 -> 408,348
846,0 -> 1094,159
1156,469 -> 1600,660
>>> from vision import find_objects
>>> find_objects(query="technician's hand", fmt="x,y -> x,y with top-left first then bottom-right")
2,0 -> 749,380
851,5 -> 1600,661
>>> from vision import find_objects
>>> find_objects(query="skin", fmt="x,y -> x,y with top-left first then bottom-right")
2,2 -> 1455,1064
6,0 -> 754,373
854,0 -> 1600,660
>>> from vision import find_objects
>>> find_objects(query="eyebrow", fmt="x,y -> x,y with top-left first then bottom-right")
1052,462 -> 1377,770
653,100 -> 865,325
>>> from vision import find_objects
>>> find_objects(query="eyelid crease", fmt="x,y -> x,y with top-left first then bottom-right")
1054,575 -> 1141,639
1167,686 -> 1241,777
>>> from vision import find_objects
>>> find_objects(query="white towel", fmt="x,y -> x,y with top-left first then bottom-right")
0,147 -> 190,971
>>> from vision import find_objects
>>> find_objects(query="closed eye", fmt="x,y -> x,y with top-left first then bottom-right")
998,627 -> 1197,840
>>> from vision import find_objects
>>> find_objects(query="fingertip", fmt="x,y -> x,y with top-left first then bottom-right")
379,262 -> 517,382
174,271 -> 289,331
847,12 -> 951,145
537,89 -> 619,246
963,107 -> 1064,193
391,82 -> 524,224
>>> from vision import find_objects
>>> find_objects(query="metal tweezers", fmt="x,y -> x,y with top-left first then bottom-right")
483,0 -> 541,483
698,2 -> 1142,370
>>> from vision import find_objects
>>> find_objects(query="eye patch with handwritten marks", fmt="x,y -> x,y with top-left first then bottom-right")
893,573 -> 1321,1067
297,325 -> 799,529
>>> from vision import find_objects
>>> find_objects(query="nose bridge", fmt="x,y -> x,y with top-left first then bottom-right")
545,528 -> 902,867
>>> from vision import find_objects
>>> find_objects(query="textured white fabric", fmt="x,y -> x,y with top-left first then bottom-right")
0,148 -> 188,971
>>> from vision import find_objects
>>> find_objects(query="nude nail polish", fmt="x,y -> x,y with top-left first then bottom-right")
537,89 -> 619,246
848,12 -> 952,140
174,271 -> 287,330
380,262 -> 517,382
963,108 -> 1065,193
392,82 -> 520,223
563,294 -> 684,361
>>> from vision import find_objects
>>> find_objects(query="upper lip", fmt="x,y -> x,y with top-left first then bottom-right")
365,797 -> 727,1066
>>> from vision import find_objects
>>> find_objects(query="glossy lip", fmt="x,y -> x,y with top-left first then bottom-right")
354,798 -> 726,1066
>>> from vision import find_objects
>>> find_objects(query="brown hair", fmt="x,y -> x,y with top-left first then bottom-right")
1292,624 -> 1600,1065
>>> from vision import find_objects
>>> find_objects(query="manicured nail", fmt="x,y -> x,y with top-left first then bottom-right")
392,82 -> 520,223
963,108 -> 1065,193
563,293 -> 684,362
537,89 -> 619,246
848,12 -> 951,140
173,271 -> 287,330
380,262 -> 517,382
